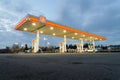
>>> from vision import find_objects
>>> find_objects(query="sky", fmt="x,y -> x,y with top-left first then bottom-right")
0,0 -> 120,48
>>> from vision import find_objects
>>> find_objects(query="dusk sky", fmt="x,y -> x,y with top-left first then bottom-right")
0,0 -> 120,48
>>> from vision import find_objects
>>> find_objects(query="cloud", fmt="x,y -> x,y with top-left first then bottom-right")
58,0 -> 120,44
0,0 -> 68,48
0,0 -> 33,48
0,0 -> 120,48
0,0 -> 30,30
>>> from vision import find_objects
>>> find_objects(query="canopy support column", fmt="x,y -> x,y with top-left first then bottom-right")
64,35 -> 67,52
81,39 -> 84,53
77,39 -> 84,53
92,40 -> 95,51
32,30 -> 40,53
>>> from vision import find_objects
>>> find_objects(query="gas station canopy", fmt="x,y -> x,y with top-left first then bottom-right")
14,15 -> 106,41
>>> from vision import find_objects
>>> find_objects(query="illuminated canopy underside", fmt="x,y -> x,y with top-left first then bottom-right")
14,15 -> 106,41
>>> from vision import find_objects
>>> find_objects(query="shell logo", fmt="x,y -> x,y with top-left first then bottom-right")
39,16 -> 46,23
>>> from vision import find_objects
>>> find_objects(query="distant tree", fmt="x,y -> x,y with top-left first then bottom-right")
24,44 -> 29,53
84,43 -> 88,48
11,43 -> 20,53
25,44 -> 28,50
101,46 -> 107,50
6,46 -> 10,50
69,44 -> 73,49
66,44 -> 69,49
97,45 -> 101,48
55,46 -> 59,49
100,45 -> 103,48
73,45 -> 77,49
